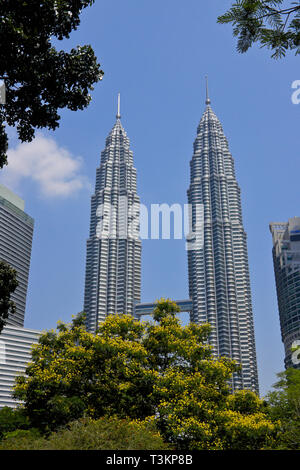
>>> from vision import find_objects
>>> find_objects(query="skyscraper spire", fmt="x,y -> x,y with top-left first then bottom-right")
205,76 -> 211,106
116,93 -> 121,119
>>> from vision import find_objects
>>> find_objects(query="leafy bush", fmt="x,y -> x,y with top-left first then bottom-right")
0,416 -> 171,450
0,407 -> 30,440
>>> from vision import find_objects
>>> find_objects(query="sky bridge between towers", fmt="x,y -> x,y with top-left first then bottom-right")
134,299 -> 193,319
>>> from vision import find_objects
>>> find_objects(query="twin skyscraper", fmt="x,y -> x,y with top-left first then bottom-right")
84,95 -> 142,329
83,88 -> 259,394
2,87 -> 300,409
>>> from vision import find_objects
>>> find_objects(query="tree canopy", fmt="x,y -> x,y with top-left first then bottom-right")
218,1 -> 300,59
14,299 -> 279,449
0,0 -> 103,168
266,368 -> 300,449
0,260 -> 18,333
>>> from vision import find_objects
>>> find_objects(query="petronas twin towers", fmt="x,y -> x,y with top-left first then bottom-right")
84,88 -> 259,393
84,96 -> 141,331
187,91 -> 258,392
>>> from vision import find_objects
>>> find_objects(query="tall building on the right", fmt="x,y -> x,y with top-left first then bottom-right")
270,217 -> 300,370
187,85 -> 259,393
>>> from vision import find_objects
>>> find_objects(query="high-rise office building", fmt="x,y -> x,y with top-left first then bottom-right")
270,217 -> 300,370
0,184 -> 34,327
187,85 -> 259,393
0,325 -> 40,408
84,96 -> 141,332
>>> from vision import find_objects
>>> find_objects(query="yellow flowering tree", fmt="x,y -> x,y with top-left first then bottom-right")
14,299 -> 279,448
144,299 -> 278,450
14,312 -> 154,432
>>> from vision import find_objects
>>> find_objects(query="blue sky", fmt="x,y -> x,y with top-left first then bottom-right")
1,1 -> 300,396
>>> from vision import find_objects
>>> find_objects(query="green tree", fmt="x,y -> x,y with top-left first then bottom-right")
0,407 -> 30,440
218,1 -> 300,59
0,0 -> 103,168
144,300 -> 278,450
14,311 -> 153,432
0,260 -> 18,333
266,368 -> 300,449
14,300 -> 279,449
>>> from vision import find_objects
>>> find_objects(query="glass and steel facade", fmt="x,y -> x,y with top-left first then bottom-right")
270,218 -> 300,369
0,185 -> 34,327
84,104 -> 141,332
187,97 -> 259,393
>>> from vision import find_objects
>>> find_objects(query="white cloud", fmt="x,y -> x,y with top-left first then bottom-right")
0,134 -> 91,197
